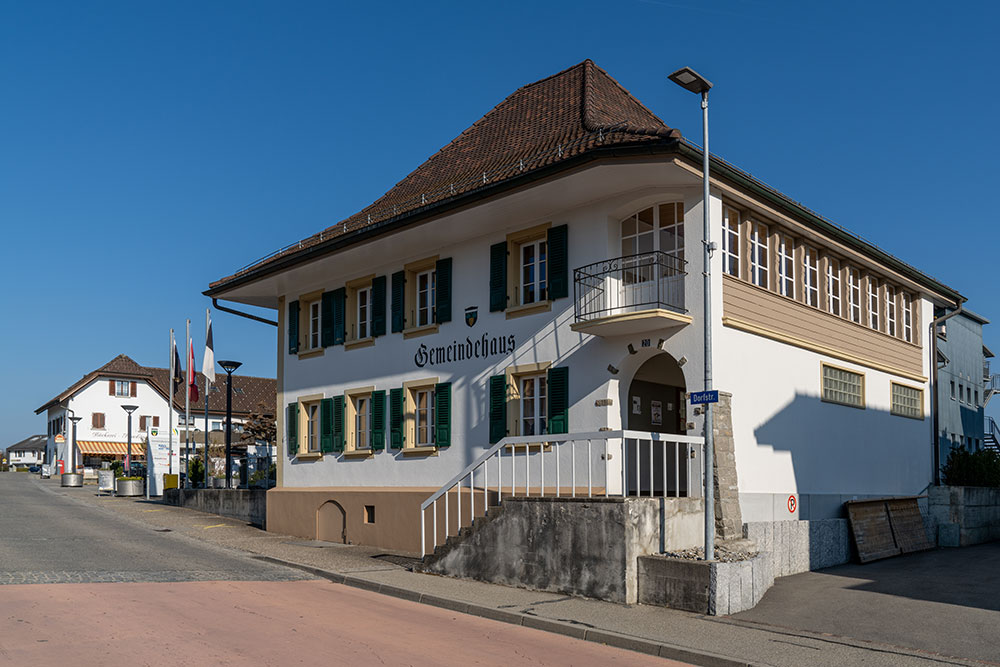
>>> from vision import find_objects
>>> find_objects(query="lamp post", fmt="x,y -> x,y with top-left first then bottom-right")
218,360 -> 242,489
68,415 -> 81,473
669,66 -> 716,562
122,405 -> 138,476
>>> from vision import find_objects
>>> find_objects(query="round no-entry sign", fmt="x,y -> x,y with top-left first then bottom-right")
787,495 -> 797,513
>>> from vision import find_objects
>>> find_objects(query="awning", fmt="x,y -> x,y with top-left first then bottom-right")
75,441 -> 145,457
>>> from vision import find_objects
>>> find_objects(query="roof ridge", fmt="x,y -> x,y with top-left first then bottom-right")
581,59 -> 672,135
144,365 -> 274,381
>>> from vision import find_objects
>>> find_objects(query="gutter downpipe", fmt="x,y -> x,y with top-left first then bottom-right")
931,300 -> 965,485
211,298 -> 278,327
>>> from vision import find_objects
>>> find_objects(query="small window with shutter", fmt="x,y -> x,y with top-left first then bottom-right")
92,413 -> 105,429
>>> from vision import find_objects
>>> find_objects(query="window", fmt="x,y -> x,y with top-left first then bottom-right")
803,246 -> 819,307
308,300 -> 321,350
519,238 -> 548,306
416,269 -> 436,327
885,285 -> 897,337
414,387 -> 435,446
777,234 -> 795,298
115,380 -> 131,397
902,293 -> 913,342
356,286 -> 371,340
967,386 -> 972,404
822,364 -> 864,408
353,395 -> 370,450
974,389 -> 979,406
722,206 -> 740,277
519,374 -> 548,436
959,383 -> 964,403
211,421 -> 223,431
891,383 -> 923,419
950,380 -> 956,400
827,258 -> 841,316
749,221 -> 769,288
92,413 -> 105,429
306,404 -> 320,453
867,279 -> 880,330
848,267 -> 862,324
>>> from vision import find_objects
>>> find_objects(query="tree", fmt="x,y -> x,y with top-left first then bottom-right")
239,403 -> 276,447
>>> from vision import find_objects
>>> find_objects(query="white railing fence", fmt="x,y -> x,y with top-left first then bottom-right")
419,430 -> 704,557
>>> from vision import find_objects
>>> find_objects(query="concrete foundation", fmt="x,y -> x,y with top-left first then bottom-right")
928,486 -> 1000,547
637,552 -> 773,615
420,496 -> 704,604
163,488 -> 267,528
743,519 -> 851,577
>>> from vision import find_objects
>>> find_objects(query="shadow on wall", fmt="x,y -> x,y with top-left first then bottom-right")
752,393 -> 931,503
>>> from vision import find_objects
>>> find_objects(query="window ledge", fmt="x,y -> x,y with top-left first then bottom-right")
344,337 -> 375,350
297,348 -> 324,360
505,300 -> 552,320
342,449 -> 374,459
401,446 -> 438,457
403,323 -> 439,339
295,452 -> 323,460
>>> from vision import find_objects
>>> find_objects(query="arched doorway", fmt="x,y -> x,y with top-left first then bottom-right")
625,353 -> 688,496
316,500 -> 346,544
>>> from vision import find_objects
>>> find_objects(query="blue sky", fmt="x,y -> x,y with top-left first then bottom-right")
2,0 -> 998,444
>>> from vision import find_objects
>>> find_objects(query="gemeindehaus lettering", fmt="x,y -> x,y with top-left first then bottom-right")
414,333 -> 516,368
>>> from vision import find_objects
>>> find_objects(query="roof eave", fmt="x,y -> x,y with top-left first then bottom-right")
205,139 -> 684,299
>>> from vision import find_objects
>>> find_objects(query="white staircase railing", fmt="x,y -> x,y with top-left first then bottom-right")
419,430 -> 705,557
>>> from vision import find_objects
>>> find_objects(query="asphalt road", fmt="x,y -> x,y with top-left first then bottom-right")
0,473 -> 686,666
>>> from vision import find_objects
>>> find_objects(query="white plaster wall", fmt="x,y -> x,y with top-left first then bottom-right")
281,166 -> 710,491
714,321 -> 933,501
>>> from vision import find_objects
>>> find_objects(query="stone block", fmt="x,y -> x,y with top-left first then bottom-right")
938,522 -> 960,547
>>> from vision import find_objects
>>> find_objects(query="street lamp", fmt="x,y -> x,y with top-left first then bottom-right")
669,66 -> 716,562
68,415 -> 81,474
218,360 -> 242,489
122,405 -> 138,476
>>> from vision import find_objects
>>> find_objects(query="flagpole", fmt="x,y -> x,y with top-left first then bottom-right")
168,329 -> 174,477
185,319 -> 191,488
204,308 -> 212,490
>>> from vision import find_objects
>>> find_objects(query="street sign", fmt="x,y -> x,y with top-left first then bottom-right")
689,390 -> 719,405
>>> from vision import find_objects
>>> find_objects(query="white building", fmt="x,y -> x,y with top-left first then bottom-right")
206,60 -> 962,554
6,434 -> 46,467
35,354 -> 275,470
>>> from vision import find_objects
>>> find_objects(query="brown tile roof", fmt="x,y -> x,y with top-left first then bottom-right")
6,434 -> 47,454
210,59 -> 680,290
35,354 -> 275,416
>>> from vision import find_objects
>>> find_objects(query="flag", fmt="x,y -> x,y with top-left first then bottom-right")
188,340 -> 200,402
203,314 -> 216,385
172,339 -> 183,393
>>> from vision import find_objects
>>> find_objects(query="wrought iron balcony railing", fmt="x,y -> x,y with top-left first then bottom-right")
573,251 -> 687,323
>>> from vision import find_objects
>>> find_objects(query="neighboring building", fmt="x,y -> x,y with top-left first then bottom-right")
6,435 -> 46,467
206,60 -> 964,553
35,354 -> 275,469
935,310 -> 994,463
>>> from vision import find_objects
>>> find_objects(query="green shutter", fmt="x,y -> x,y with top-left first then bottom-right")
547,224 -> 568,300
371,275 -> 387,337
391,271 -> 406,333
332,287 -> 346,345
287,300 -> 300,354
435,382 -> 452,447
332,395 -> 345,452
371,390 -> 386,450
286,403 -> 298,456
435,257 -> 452,324
488,375 -> 506,444
389,388 -> 404,448
489,241 -> 507,312
321,292 -> 335,347
320,398 -> 333,453
547,366 -> 569,435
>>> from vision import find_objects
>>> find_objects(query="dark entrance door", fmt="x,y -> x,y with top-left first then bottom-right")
625,354 -> 688,496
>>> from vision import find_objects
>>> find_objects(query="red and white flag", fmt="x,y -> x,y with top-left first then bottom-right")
188,340 -> 200,402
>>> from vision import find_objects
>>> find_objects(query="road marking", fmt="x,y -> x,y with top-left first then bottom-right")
143,509 -> 164,513
202,524 -> 226,529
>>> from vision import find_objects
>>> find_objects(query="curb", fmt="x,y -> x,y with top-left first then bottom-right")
254,555 -> 754,667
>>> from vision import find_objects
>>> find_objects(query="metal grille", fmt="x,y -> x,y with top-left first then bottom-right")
573,251 -> 686,323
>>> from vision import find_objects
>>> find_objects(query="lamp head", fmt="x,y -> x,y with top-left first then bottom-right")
668,67 -> 713,94
69,416 -> 81,424
121,405 -> 139,415
218,360 -> 242,374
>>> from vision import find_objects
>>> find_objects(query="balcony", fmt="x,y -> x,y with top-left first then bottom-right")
571,251 -> 691,337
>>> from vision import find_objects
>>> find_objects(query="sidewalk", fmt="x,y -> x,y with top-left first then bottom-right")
40,478 -> 991,667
